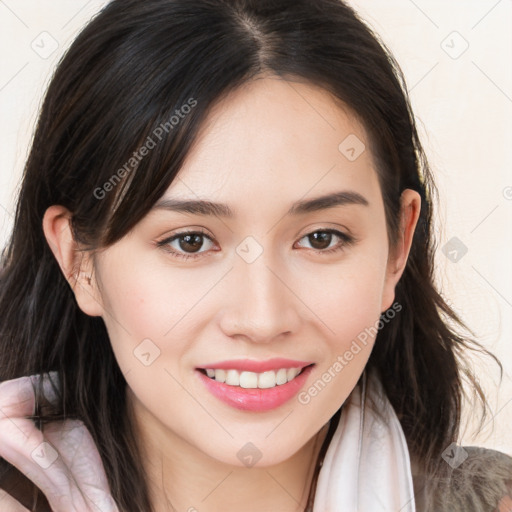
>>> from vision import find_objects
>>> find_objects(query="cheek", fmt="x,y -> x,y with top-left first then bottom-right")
96,258 -> 221,373
96,266 -> 203,427
300,250 -> 387,347
99,273 -> 169,348
294,258 -> 388,420
98,250 -> 174,330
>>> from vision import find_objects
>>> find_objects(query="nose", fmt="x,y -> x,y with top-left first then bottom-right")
217,253 -> 302,344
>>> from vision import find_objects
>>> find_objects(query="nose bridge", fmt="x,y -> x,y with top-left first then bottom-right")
219,249 -> 301,342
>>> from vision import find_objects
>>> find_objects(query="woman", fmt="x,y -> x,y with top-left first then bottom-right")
0,0 -> 511,510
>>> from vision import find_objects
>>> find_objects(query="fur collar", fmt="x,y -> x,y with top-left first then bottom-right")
411,446 -> 512,511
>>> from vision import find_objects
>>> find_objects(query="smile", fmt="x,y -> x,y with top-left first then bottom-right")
199,366 -> 308,389
195,364 -> 315,411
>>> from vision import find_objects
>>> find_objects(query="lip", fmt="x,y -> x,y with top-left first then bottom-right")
196,358 -> 314,373
195,363 -> 315,412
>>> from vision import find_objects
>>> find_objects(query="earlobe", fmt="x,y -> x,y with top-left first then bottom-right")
42,205 -> 104,317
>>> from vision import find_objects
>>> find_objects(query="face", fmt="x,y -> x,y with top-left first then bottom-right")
60,76 -> 417,467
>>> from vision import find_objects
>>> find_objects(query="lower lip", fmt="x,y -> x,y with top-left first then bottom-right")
195,365 -> 315,412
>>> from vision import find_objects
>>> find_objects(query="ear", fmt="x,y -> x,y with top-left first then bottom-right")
42,205 -> 104,317
380,189 -> 421,312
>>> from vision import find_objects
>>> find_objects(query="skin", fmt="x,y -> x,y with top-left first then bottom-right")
43,75 -> 421,512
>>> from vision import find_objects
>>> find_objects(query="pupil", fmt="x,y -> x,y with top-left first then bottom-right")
180,234 -> 203,252
310,232 -> 331,250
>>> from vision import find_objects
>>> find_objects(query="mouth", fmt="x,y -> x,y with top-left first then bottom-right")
196,364 -> 315,389
194,363 -> 315,412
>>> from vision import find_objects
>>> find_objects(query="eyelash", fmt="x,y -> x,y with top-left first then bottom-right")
156,228 -> 356,261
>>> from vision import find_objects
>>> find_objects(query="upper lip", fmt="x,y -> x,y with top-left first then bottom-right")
196,358 -> 314,373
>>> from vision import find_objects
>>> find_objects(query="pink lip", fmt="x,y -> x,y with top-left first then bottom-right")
196,358 -> 313,373
195,364 -> 315,412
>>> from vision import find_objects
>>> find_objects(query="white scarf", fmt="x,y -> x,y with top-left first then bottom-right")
314,367 -> 417,512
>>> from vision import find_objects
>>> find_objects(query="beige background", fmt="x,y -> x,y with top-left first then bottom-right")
0,1 -> 511,455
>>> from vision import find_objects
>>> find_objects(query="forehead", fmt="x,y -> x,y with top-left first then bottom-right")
165,76 -> 381,211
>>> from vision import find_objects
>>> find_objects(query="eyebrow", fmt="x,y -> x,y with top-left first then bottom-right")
151,190 -> 369,218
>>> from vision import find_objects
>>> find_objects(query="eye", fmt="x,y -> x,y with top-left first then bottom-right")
295,229 -> 354,254
157,227 -> 355,261
156,229 -> 217,260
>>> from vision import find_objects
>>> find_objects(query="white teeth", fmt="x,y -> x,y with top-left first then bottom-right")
258,370 -> 276,389
225,369 -> 240,386
203,367 -> 306,388
276,368 -> 288,385
287,368 -> 299,381
213,369 -> 226,382
239,371 -> 258,388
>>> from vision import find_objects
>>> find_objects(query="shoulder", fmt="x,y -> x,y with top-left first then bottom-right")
412,446 -> 512,512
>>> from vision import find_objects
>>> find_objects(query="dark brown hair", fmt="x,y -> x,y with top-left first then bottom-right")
0,0 -> 502,510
